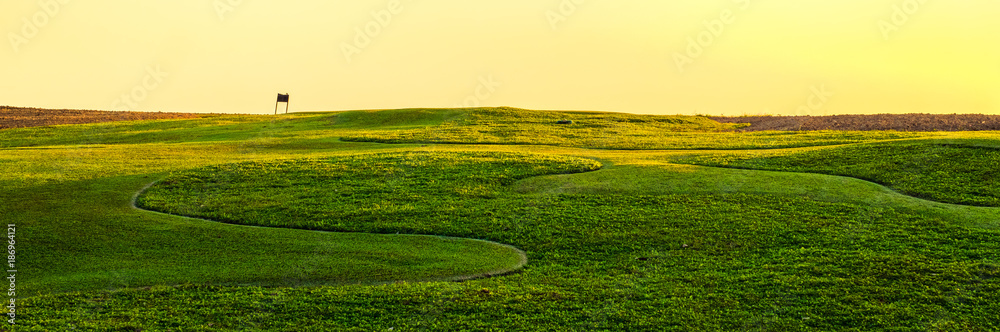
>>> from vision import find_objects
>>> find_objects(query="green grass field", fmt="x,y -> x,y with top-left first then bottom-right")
6,107 -> 1000,331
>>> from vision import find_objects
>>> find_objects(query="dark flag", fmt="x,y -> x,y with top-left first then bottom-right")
275,93 -> 290,114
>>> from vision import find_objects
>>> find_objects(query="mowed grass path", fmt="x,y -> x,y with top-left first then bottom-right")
670,141 -> 1000,207
6,108 -> 1000,330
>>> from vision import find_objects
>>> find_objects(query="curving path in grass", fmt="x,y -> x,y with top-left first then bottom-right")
667,140 -> 1000,209
123,152 -> 601,293
12,169 -> 534,297
14,109 -> 1000,330
28,151 -> 1000,331
513,159 -> 1000,230
22,147 -> 1000,331
130,180 -> 529,282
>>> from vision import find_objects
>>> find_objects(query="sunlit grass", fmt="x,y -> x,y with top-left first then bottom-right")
6,107 -> 1000,330
672,140 -> 1000,207
27,152 -> 1000,331
338,107 -> 937,150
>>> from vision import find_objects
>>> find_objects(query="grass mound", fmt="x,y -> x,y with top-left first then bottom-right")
324,108 -> 468,129
340,107 -> 930,150
56,150 -> 996,330
673,141 -> 1000,206
29,189 -> 1000,330
0,107 -> 934,150
137,151 -> 603,231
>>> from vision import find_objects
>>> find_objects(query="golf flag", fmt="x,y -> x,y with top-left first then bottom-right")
275,93 -> 290,114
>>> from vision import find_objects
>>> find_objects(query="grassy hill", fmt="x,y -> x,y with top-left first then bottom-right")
6,108 -> 1000,331
338,107 -> 932,149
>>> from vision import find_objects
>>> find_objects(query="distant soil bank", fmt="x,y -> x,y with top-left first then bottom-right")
710,114 -> 1000,132
0,107 -> 203,129
6,107 -> 1000,132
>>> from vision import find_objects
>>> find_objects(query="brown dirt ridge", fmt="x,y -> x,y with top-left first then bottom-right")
710,113 -> 1000,132
6,107 -> 1000,132
1,106 -> 203,130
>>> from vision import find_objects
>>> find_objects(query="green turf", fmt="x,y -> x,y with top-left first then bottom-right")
27,155 -> 1000,331
0,107 -> 941,150
5,108 -> 1000,331
671,141 -> 1000,207
4,155 -> 530,299
136,152 -> 603,232
338,107 -> 935,150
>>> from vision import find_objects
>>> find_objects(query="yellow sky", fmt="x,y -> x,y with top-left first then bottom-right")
2,0 -> 998,115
